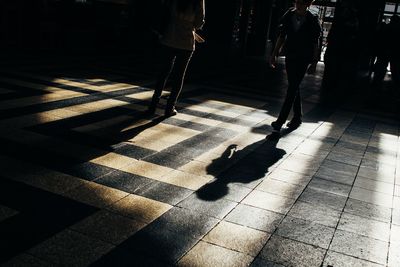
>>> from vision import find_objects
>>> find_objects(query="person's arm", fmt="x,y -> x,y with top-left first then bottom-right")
307,40 -> 320,74
270,10 -> 289,68
270,35 -> 286,68
307,16 -> 322,74
194,0 -> 205,30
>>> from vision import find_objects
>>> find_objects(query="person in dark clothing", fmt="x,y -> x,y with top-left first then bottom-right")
269,0 -> 321,132
148,0 -> 205,117
371,15 -> 400,90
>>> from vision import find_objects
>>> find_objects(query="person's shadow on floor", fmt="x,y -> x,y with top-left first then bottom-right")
197,135 -> 286,201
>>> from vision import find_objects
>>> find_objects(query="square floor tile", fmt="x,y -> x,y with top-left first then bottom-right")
323,251 -> 383,267
109,194 -> 171,223
203,221 -> 270,256
28,229 -> 114,266
259,235 -> 325,267
242,190 -> 295,214
268,168 -> 312,186
71,210 -> 146,245
276,216 -> 335,249
287,201 -> 341,228
225,203 -> 283,233
298,187 -> 347,211
177,193 -> 237,219
337,212 -> 390,242
330,229 -> 388,265
344,198 -> 392,223
177,241 -> 253,267
256,178 -> 305,199
350,187 -> 393,208
308,177 -> 352,197
63,180 -> 129,209
0,205 -> 18,222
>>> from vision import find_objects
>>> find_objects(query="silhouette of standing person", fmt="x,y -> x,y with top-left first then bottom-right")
371,15 -> 400,91
269,0 -> 321,133
148,0 -> 205,117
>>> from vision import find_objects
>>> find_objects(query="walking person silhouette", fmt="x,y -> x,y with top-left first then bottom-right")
269,0 -> 321,133
148,0 -> 205,117
371,15 -> 400,92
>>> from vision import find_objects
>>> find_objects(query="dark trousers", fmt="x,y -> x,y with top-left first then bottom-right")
151,45 -> 193,110
372,55 -> 400,88
276,58 -> 309,125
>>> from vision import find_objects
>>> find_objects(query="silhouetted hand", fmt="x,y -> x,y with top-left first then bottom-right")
270,55 -> 278,69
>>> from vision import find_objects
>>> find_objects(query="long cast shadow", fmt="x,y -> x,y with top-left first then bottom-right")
197,136 -> 286,201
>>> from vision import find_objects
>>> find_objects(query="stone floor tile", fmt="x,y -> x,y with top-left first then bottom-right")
90,152 -> 138,170
294,140 -> 331,158
242,190 -> 295,214
177,241 -> 254,267
225,203 -> 283,232
357,166 -> 395,184
62,180 -> 129,209
255,178 -> 305,199
393,208 -> 400,226
330,229 -> 389,265
2,253 -> 53,267
28,229 -> 114,267
71,210 -> 146,245
344,198 -> 392,223
121,160 -> 174,180
276,216 -> 334,249
323,251 -> 384,267
158,170 -> 212,191
250,257 -> 285,267
268,168 -> 312,186
326,151 -> 362,166
0,205 -> 18,222
203,221 -> 270,256
360,157 -> 397,171
109,194 -> 171,223
148,206 -> 220,240
287,201 -> 341,228
308,177 -> 352,197
20,169 -> 86,195
337,212 -> 390,242
315,160 -> 358,185
395,185 -> 400,197
298,187 -> 347,211
388,240 -> 400,267
354,176 -> 394,195
259,235 -> 326,267
390,224 -> 400,243
178,160 -> 215,179
178,192 -> 237,219
393,196 -> 400,210
278,153 -> 322,175
349,187 -> 393,208
363,152 -> 397,167
134,179 -> 194,205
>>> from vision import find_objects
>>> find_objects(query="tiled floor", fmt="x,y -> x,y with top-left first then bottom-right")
0,56 -> 399,267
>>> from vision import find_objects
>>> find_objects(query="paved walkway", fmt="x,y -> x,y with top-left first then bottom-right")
0,54 -> 399,267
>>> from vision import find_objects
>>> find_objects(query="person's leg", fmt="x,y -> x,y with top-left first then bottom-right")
390,59 -> 400,89
165,49 -> 193,116
272,59 -> 308,130
372,56 -> 389,88
148,46 -> 176,113
287,89 -> 303,128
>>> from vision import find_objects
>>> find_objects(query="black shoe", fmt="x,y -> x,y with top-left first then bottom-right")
165,108 -> 178,117
287,118 -> 302,129
271,121 -> 282,132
